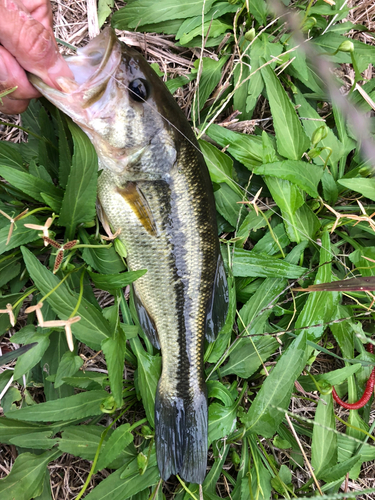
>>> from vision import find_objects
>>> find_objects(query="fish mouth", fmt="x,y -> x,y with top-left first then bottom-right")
29,27 -> 122,124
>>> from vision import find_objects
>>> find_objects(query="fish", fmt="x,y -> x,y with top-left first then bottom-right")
29,27 -> 229,484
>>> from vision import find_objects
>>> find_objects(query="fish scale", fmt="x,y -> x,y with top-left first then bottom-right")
29,26 -> 229,484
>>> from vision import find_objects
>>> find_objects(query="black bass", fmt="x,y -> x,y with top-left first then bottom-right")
29,27 -> 228,484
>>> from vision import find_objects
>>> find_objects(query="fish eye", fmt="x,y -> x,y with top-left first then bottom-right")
128,78 -> 149,102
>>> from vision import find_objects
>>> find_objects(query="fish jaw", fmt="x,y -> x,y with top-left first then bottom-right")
28,27 -> 122,135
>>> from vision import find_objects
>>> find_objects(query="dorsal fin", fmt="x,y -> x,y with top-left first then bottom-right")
205,253 -> 229,342
117,181 -> 157,236
132,285 -> 160,349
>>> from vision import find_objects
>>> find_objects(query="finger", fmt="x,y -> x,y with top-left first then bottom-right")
0,46 -> 40,100
0,0 -> 73,89
22,0 -> 53,31
0,94 -> 29,114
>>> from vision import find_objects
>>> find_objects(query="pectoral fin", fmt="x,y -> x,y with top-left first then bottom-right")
205,253 -> 229,342
132,285 -> 160,349
117,181 -> 157,236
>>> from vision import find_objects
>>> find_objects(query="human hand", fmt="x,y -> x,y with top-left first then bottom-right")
0,0 -> 73,114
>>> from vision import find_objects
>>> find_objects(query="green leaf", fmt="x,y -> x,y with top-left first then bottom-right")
207,124 -> 263,169
62,372 -> 108,391
58,425 -> 104,460
246,34 -> 283,116
299,364 -> 362,392
319,456 -> 361,482
54,351 -> 83,388
252,224 -> 289,256
241,332 -> 308,437
0,450 -> 60,500
265,176 -> 319,243
262,130 -> 279,163
176,2 -> 238,42
193,56 -> 228,117
203,442 -> 230,493
227,248 -> 306,279
208,401 -> 237,442
79,229 -> 126,274
295,92 -> 343,169
260,62 -> 310,160
55,110 -> 72,189
89,269 -> 147,293
0,343 -> 37,366
254,160 -> 323,198
112,0 -> 215,29
85,459 -> 160,500
284,203 -> 320,243
0,255 -> 21,288
0,216 -> 43,255
0,418 -> 49,444
237,277 -> 287,335
220,336 -> 278,378
130,337 -> 161,428
236,209 -> 271,248
41,331 -> 75,401
0,165 -> 63,205
7,390 -> 108,421
350,247 -> 375,277
249,0 -> 268,24
311,394 -> 337,478
21,246 -> 111,349
295,232 -> 340,341
98,0 -> 114,27
37,106 -> 58,177
58,425 -> 136,466
290,41 -> 309,82
233,51 -> 253,121
166,75 -> 193,94
96,424 -> 134,471
179,19 -> 231,46
0,141 -> 24,170
59,122 -> 98,238
13,333 -> 51,379
198,139 -> 241,195
207,380 -> 235,406
102,324 -> 126,407
321,168 -> 338,205
214,183 -> 246,228
330,306 -> 355,359
338,178 -> 375,202
265,177 -> 304,214
10,430 -> 58,450
313,33 -> 375,73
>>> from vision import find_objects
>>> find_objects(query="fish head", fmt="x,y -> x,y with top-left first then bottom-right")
29,27 -> 181,175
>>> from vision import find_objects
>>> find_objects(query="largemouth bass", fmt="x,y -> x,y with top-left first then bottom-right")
29,27 -> 228,484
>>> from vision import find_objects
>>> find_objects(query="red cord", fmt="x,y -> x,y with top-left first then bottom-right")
332,343 -> 375,410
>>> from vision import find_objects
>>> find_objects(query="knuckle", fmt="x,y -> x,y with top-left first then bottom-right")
20,20 -> 54,61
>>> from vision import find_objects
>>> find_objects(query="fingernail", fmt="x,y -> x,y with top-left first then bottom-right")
47,56 -> 74,89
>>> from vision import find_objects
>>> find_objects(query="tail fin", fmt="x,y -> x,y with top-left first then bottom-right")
155,385 -> 207,484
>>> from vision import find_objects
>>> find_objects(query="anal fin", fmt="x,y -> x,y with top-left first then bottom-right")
205,253 -> 229,343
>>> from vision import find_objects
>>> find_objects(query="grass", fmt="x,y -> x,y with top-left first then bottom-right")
1,0 -> 375,498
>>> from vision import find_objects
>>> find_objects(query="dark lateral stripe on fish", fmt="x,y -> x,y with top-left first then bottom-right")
154,179 -> 192,401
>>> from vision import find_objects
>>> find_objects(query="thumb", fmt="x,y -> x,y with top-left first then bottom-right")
0,0 -> 72,89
